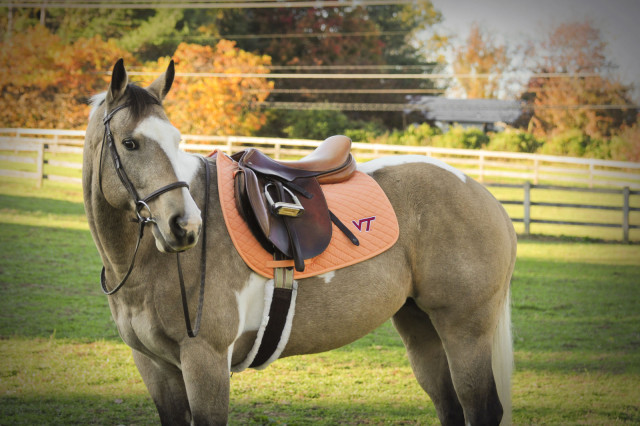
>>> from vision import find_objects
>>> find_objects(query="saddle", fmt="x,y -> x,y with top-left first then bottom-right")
232,135 -> 358,273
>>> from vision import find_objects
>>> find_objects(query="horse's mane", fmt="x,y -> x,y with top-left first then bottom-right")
89,83 -> 161,121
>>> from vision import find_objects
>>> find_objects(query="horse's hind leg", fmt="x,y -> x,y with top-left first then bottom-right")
426,297 -> 507,426
392,299 -> 465,425
132,350 -> 191,425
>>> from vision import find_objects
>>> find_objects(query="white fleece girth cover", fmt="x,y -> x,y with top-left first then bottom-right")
231,280 -> 298,372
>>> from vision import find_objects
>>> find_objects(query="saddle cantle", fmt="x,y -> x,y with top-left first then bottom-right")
232,136 -> 358,272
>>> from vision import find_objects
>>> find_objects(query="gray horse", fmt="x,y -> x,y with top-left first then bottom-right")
83,59 -> 516,425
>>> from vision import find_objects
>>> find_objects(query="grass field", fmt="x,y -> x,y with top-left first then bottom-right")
1,176 -> 639,425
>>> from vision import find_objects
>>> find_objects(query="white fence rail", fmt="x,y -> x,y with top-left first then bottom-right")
1,127 -> 640,190
1,128 -> 639,241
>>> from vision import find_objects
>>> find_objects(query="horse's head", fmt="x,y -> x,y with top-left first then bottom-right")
87,59 -> 202,253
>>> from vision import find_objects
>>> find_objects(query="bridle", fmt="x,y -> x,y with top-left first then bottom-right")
98,101 -> 210,338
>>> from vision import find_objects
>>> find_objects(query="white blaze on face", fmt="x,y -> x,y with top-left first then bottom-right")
135,116 -> 200,184
134,116 -> 202,219
357,155 -> 467,183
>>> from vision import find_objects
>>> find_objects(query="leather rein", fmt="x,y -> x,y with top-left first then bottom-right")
98,102 -> 210,338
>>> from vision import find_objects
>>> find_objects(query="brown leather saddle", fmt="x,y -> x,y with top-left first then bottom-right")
232,135 -> 359,272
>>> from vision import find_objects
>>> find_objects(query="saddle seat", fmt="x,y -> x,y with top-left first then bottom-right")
232,135 -> 358,272
233,135 -> 356,185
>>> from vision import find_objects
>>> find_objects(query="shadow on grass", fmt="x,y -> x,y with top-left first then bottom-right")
229,399 -> 439,425
0,393 -> 440,425
0,394 -> 159,426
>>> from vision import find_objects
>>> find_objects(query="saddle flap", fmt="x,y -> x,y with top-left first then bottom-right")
235,156 -> 333,264
244,167 -> 272,237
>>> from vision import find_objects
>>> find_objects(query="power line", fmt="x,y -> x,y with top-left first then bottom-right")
265,64 -> 438,71
128,64 -> 438,71
126,71 -> 603,80
256,101 -> 639,112
248,88 -> 446,94
175,31 -> 408,40
1,0 -> 416,9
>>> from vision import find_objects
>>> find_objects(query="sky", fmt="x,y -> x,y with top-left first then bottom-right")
430,0 -> 640,101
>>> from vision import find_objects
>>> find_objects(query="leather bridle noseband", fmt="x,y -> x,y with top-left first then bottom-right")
98,101 -> 210,338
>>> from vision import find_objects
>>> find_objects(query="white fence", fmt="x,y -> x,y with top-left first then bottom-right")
1,128 -> 639,190
1,128 -> 639,241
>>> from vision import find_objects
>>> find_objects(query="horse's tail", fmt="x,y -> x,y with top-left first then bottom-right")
492,286 -> 513,425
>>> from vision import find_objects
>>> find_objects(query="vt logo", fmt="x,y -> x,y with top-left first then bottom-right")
352,216 -> 376,232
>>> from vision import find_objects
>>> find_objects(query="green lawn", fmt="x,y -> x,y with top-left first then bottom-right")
1,177 -> 639,424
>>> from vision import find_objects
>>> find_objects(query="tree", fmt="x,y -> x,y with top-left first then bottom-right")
522,20 -> 636,139
452,22 -> 509,99
152,40 -> 273,136
214,1 -> 445,130
0,25 -> 136,129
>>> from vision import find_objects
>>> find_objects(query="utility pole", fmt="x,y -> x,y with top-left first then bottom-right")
7,3 -> 13,39
40,1 -> 46,26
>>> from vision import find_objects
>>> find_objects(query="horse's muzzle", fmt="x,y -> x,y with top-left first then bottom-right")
170,213 -> 202,247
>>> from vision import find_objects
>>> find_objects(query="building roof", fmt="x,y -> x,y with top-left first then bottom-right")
408,97 -> 524,125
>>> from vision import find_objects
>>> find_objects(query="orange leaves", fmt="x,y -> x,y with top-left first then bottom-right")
154,40 -> 272,136
1,26 -> 271,134
0,26 -> 135,129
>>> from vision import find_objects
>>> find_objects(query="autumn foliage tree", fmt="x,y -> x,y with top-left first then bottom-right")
1,26 -> 272,135
523,21 -> 636,140
150,40 -> 273,135
453,22 -> 509,99
0,25 -> 136,129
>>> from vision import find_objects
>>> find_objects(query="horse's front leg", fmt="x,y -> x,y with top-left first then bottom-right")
180,340 -> 230,426
132,350 -> 192,425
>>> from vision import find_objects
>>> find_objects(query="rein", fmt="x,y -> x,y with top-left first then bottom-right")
98,102 -> 210,338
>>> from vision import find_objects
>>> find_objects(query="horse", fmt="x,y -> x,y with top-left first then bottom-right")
83,59 -> 516,426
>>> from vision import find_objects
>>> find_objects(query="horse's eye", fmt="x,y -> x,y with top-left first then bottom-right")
122,138 -> 138,151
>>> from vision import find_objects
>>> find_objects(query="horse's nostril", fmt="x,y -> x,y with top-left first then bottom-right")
170,214 -> 187,238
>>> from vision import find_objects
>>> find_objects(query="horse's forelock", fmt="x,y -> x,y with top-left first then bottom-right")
88,84 -> 161,123
125,84 -> 162,122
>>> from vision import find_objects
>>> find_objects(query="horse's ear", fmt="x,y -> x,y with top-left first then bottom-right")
147,60 -> 175,103
107,58 -> 128,106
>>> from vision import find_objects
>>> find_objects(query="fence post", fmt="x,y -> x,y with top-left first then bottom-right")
36,142 -> 45,188
226,136 -> 233,155
274,142 -> 281,160
523,181 -> 531,235
478,153 -> 485,183
588,162 -> 594,188
623,186 -> 630,243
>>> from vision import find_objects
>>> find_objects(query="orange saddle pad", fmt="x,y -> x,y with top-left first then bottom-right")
213,150 -> 399,279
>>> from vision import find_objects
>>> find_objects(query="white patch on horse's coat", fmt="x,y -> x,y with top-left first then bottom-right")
231,278 -> 274,372
357,155 -> 467,183
234,274 -> 269,337
318,271 -> 335,284
135,116 -> 200,185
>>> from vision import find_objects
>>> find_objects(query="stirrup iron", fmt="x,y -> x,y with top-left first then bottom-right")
264,183 -> 305,218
